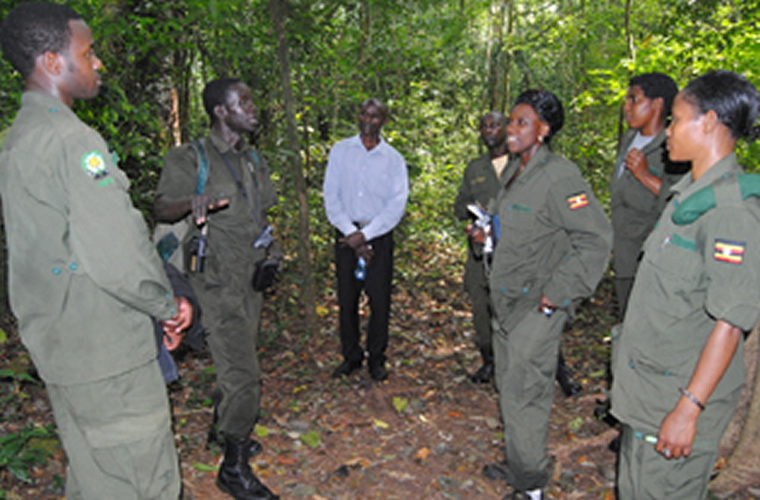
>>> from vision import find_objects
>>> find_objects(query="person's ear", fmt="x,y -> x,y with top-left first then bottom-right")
652,97 -> 666,121
701,109 -> 720,134
37,51 -> 63,76
213,103 -> 227,123
540,121 -> 550,141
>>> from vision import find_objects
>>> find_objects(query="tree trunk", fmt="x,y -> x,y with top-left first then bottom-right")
500,0 -> 514,113
709,323 -> 760,497
487,0 -> 505,111
268,0 -> 317,334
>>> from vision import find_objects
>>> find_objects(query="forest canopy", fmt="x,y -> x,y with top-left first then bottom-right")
0,0 -> 759,292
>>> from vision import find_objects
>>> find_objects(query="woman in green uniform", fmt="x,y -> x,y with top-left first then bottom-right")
611,70 -> 760,499
486,90 -> 612,499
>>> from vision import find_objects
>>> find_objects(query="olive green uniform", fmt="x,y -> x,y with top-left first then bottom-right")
610,129 -> 685,316
489,146 -> 611,491
454,152 -> 505,351
611,154 -> 760,500
0,91 -> 180,499
156,131 -> 277,438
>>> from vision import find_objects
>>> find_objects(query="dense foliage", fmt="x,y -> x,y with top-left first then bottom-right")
1,0 -> 759,300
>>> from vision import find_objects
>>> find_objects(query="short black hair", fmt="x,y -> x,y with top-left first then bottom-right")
0,2 -> 82,79
202,78 -> 243,124
360,98 -> 388,120
629,72 -> 679,117
513,89 -> 565,144
682,70 -> 760,141
480,111 -> 508,128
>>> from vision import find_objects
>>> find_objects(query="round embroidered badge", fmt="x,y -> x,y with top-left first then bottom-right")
81,151 -> 109,180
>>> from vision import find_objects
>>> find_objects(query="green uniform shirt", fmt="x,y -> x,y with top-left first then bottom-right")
610,129 -> 685,278
0,91 -> 176,385
454,152 -> 506,285
156,131 -> 277,287
489,146 -> 612,332
611,153 -> 760,436
454,152 -> 504,220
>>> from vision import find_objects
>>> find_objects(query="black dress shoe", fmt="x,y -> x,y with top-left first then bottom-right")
369,362 -> 388,381
332,359 -> 363,378
470,361 -> 494,384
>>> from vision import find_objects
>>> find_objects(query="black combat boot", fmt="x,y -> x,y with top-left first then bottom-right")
471,346 -> 494,384
216,434 -> 279,500
555,351 -> 581,397
207,405 -> 262,457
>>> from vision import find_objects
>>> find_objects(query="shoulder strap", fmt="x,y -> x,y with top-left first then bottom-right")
248,148 -> 262,170
190,138 -> 209,195
672,173 -> 760,225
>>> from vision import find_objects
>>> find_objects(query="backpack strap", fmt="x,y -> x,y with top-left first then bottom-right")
190,138 -> 209,195
672,173 -> 760,225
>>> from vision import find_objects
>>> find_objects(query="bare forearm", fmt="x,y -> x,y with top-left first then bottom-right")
685,319 -> 742,406
655,319 -> 742,459
154,195 -> 192,223
632,168 -> 662,196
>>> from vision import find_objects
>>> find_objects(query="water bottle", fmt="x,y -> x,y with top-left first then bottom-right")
354,256 -> 367,280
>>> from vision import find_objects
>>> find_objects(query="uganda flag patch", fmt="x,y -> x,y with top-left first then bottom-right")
567,192 -> 589,210
714,239 -> 745,265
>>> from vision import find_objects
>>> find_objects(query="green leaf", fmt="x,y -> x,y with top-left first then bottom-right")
192,462 -> 219,472
301,430 -> 321,448
254,424 -> 269,438
0,328 -> 6,343
393,396 -> 408,413
568,417 -> 584,432
373,419 -> 389,429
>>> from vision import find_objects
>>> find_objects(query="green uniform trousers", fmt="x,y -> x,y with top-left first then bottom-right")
196,274 -> 264,438
464,254 -> 493,350
493,306 -> 566,491
617,384 -> 740,500
47,360 -> 180,500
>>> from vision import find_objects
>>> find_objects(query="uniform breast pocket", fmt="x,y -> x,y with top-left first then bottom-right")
643,234 -> 704,320
497,203 -> 535,246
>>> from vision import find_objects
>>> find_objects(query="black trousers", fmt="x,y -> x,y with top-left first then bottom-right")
335,229 -> 393,366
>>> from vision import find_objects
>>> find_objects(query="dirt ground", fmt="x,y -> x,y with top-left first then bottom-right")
1,274 -> 758,500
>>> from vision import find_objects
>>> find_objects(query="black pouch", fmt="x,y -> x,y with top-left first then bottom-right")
252,258 -> 279,291
186,234 -> 207,273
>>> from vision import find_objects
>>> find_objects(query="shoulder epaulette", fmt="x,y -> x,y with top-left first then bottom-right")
672,173 -> 760,225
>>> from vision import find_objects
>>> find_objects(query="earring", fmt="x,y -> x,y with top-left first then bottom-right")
538,136 -> 544,143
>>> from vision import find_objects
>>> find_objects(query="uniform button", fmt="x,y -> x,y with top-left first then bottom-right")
49,107 -> 58,113
522,287 -> 528,294
52,267 -> 62,275
500,287 -> 506,293
628,360 -> 635,369
69,263 -> 78,271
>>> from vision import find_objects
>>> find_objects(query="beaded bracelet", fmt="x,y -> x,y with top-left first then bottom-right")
679,387 -> 705,411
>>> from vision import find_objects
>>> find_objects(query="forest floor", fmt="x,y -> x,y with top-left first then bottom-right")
1,270 -> 759,500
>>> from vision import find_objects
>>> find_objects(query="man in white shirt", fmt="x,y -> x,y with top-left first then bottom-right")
323,98 -> 409,381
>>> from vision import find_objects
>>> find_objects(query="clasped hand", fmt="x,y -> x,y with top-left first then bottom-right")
160,297 -> 193,352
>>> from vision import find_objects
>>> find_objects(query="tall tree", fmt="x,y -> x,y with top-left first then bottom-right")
268,0 -> 317,333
